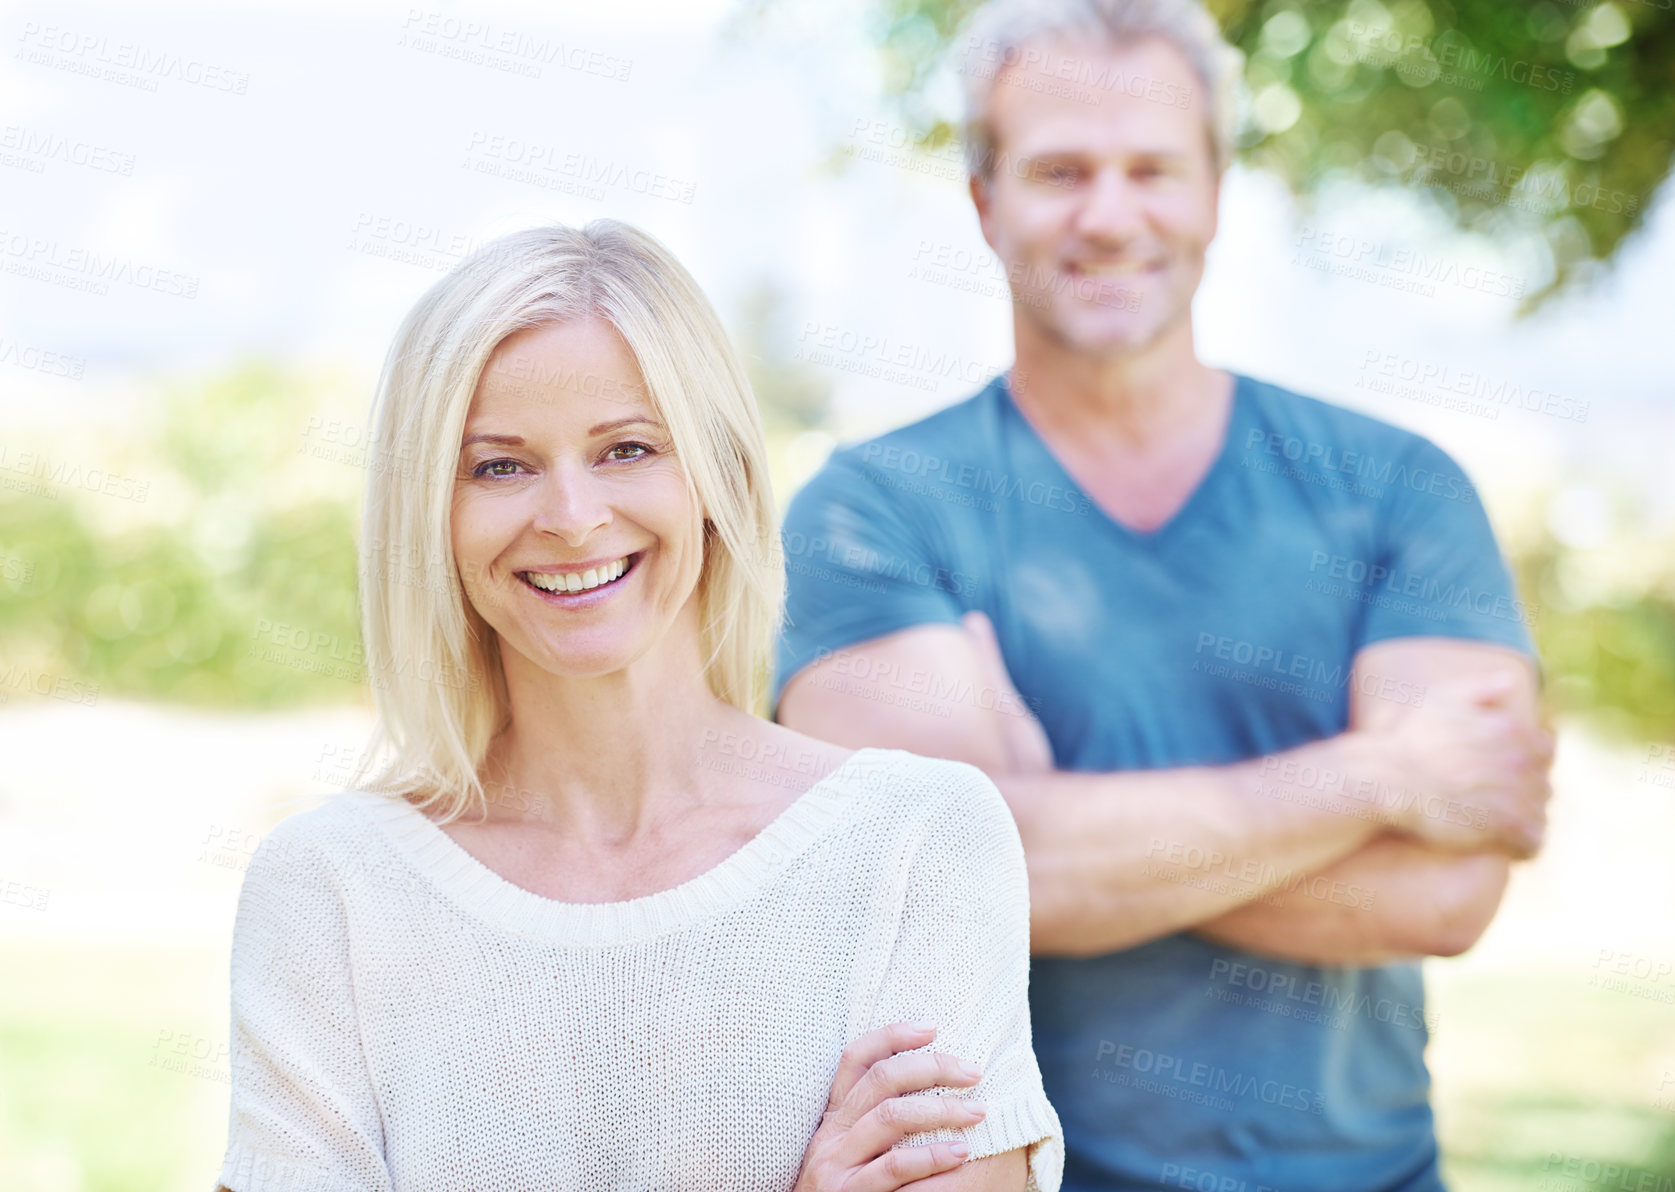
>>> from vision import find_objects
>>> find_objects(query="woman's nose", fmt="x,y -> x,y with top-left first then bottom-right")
530,462 -> 611,545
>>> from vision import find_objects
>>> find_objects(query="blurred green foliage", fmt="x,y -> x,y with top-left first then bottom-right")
738,281 -> 835,437
0,362 -> 1670,742
0,363 -> 363,710
820,0 -> 1675,307
1518,546 -> 1675,742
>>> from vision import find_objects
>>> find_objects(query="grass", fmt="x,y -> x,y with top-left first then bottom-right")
1430,968 -> 1675,1191
0,943 -> 229,1192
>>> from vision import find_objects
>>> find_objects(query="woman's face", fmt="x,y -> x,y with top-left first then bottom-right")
450,317 -> 706,683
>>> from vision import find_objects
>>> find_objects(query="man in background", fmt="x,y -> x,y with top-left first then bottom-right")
773,1 -> 1554,1188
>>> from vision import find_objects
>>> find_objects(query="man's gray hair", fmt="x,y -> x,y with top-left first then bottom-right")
959,0 -> 1244,179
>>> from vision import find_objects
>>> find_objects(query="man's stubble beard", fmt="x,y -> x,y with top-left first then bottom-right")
1017,274 -> 1192,362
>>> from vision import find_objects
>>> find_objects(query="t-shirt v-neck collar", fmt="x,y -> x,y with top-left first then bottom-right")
997,371 -> 1246,547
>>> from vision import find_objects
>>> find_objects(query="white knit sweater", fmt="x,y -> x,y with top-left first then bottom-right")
219,746 -> 1064,1192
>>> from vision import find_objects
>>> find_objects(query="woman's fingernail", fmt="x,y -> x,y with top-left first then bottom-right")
966,1100 -> 987,1117
959,1061 -> 983,1081
911,1020 -> 936,1033
950,1142 -> 971,1159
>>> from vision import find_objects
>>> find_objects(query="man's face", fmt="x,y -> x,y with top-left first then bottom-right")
971,36 -> 1221,359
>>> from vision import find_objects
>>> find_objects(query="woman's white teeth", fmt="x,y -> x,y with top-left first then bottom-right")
524,557 -> 628,593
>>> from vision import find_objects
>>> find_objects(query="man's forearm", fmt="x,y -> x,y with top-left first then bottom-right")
996,732 -> 1395,957
778,625 -> 1542,962
1193,836 -> 1511,966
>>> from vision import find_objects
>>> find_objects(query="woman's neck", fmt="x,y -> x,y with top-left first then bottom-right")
482,624 -> 746,842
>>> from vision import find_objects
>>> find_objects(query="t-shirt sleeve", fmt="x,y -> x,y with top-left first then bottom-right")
1357,436 -> 1536,656
774,449 -> 968,715
865,761 -> 1064,1192
220,820 -> 393,1192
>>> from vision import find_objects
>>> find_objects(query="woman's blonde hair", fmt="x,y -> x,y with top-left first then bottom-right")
353,220 -> 783,821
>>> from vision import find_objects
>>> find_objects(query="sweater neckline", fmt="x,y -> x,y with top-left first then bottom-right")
350,746 -> 887,946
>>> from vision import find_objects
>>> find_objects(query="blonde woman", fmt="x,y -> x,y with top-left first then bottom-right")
217,221 -> 1062,1192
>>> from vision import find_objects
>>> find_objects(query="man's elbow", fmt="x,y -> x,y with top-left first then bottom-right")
1027,885 -> 1156,958
1400,855 -> 1510,958
1028,891 -> 1108,958
1031,913 -> 1104,959
1420,919 -> 1488,959
1425,890 -> 1501,957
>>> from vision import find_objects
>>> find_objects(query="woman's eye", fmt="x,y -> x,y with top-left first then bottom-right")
473,458 -> 523,478
606,442 -> 656,462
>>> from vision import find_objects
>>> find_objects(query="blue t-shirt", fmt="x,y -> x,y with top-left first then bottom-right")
773,372 -> 1534,1192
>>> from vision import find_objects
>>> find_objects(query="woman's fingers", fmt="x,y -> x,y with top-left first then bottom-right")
852,1139 -> 973,1192
837,1049 -> 987,1176
824,1022 -> 939,1111
843,1093 -> 987,1163
797,1023 -> 986,1192
847,1049 -> 983,1119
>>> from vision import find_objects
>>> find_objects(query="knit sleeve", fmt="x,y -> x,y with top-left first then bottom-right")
866,761 -> 1064,1192
219,815 -> 393,1192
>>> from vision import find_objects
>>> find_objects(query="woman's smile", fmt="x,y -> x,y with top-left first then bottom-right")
516,551 -> 645,606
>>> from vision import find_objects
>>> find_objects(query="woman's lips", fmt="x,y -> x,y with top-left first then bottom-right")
517,552 -> 642,603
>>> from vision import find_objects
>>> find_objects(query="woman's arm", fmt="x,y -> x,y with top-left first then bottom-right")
914,1147 -> 1028,1190
861,762 -> 1065,1192
219,819 -> 392,1192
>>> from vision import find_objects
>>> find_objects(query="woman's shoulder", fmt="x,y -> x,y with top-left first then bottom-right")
842,750 -> 1030,924
844,746 -> 1000,794
839,747 -> 1013,833
241,791 -> 397,880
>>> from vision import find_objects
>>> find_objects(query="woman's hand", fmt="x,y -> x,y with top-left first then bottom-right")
793,1022 -> 988,1192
